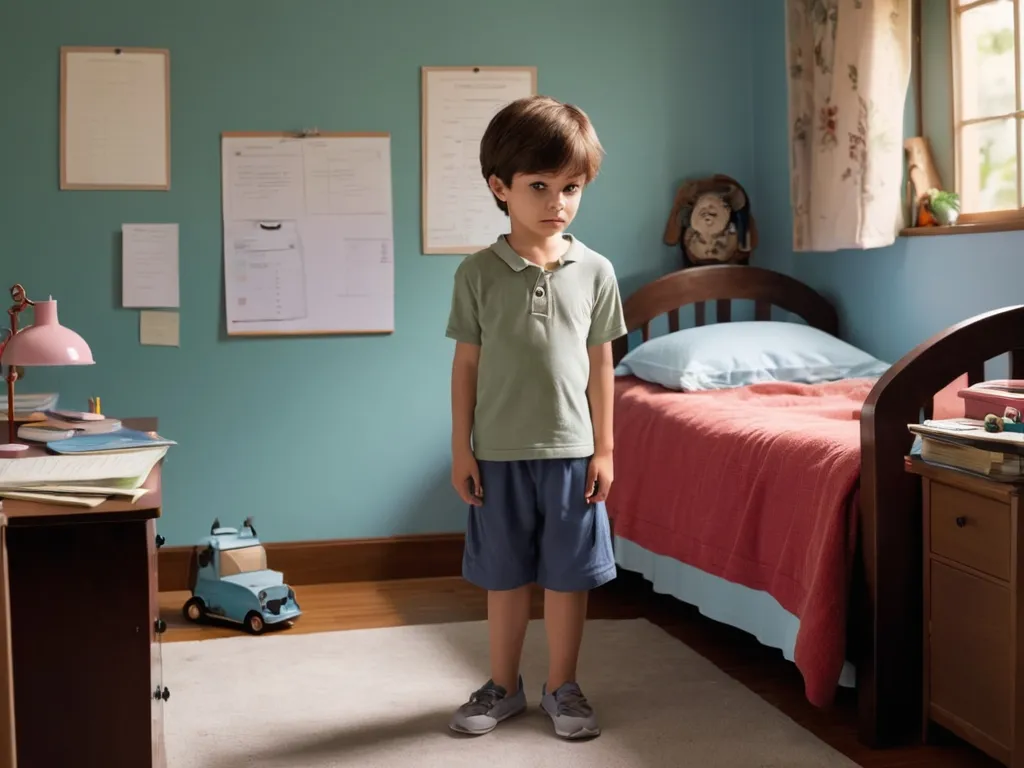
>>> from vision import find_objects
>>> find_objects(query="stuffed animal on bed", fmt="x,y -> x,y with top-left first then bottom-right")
663,174 -> 757,267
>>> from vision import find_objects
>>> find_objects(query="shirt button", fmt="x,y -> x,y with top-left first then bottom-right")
535,288 -> 545,297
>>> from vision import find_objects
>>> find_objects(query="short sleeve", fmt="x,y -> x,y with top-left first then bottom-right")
445,261 -> 481,345
587,275 -> 627,347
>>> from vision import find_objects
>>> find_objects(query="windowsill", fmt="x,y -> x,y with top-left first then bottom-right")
901,218 -> 1024,237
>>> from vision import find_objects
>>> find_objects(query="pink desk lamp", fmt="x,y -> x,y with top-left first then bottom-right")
0,284 -> 94,458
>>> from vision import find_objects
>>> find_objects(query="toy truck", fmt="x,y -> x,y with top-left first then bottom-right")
182,517 -> 301,634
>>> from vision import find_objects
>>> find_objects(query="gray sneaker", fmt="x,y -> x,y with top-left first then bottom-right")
449,677 -> 526,735
540,681 -> 601,739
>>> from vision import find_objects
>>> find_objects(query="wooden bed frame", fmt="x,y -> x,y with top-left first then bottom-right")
610,263 -> 1024,749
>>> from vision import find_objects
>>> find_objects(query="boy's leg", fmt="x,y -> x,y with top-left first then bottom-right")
544,588 -> 588,692
535,457 -> 616,740
450,460 -> 537,736
488,586 -> 532,693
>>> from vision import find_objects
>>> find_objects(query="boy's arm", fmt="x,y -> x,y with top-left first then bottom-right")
446,261 -> 484,505
585,274 -> 627,503
451,342 -> 480,456
587,342 -> 615,457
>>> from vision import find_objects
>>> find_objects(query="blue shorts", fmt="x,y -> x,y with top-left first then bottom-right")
462,458 -> 617,592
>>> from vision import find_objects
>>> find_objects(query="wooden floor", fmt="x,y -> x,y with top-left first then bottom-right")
160,572 -> 999,768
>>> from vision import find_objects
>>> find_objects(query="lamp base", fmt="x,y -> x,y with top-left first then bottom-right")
0,443 -> 30,458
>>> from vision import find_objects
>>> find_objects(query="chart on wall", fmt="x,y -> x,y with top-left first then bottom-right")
220,132 -> 394,336
421,66 -> 536,254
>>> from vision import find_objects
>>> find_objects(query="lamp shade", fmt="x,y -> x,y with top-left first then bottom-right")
2,299 -> 94,366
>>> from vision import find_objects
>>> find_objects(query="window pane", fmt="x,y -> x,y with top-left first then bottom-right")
958,0 -> 1016,119
960,117 -> 1018,212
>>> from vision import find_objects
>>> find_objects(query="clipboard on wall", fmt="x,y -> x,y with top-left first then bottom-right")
220,130 -> 396,337
420,66 -> 537,255
60,46 -> 171,190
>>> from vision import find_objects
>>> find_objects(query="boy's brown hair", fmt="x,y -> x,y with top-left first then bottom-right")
479,95 -> 604,214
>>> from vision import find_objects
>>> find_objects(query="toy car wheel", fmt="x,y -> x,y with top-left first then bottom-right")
183,597 -> 206,622
183,597 -> 206,623
244,611 -> 265,635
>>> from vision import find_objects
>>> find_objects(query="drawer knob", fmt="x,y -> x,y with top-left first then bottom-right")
955,516 -> 967,528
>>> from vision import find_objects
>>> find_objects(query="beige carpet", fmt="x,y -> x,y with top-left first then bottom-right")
162,618 -> 859,768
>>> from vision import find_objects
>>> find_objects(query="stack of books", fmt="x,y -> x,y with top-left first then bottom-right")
908,418 -> 1024,479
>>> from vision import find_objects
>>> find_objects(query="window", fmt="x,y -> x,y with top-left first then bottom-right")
950,0 -> 1024,220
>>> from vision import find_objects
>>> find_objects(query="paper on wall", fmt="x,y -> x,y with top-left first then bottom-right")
122,223 -> 179,308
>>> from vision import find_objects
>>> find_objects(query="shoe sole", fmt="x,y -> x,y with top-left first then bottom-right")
540,704 -> 601,740
448,705 -> 526,736
556,725 -> 601,740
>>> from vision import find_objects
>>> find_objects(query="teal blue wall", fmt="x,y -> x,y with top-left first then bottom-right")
1,0 -> 755,545
750,0 -> 1022,372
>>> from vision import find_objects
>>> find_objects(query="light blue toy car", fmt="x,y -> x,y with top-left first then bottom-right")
182,517 -> 301,635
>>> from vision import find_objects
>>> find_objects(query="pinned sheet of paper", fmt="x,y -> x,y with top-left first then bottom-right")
122,223 -> 179,308
139,310 -> 179,347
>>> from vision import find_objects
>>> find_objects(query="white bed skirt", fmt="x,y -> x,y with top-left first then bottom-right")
614,536 -> 856,689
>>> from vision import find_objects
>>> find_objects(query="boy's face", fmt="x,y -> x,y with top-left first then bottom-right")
489,170 -> 586,239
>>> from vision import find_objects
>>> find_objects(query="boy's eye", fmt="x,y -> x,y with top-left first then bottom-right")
565,185 -> 579,193
530,182 -> 546,190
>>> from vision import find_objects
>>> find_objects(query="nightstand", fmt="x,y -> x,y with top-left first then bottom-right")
907,457 -> 1023,766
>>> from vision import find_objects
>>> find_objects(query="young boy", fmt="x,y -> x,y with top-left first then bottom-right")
445,95 -> 626,740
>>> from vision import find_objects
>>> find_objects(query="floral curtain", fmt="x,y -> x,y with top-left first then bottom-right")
786,0 -> 912,252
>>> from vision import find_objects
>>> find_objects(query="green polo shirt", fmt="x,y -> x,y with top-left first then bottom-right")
446,234 -> 627,461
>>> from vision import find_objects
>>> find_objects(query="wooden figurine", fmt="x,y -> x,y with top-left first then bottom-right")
664,174 -> 758,267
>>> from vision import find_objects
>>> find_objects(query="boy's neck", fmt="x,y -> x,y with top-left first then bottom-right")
506,228 -> 569,268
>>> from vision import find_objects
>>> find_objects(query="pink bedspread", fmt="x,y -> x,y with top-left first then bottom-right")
607,376 -> 874,707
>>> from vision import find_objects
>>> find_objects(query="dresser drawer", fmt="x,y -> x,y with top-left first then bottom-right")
928,560 -> 1012,750
929,481 -> 1011,581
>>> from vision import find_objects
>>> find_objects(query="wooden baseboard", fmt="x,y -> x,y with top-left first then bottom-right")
158,532 -> 465,592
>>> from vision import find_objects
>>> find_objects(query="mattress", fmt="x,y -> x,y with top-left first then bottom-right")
614,535 -> 857,688
607,375 -> 870,707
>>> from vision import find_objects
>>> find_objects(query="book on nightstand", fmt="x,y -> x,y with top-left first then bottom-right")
916,435 -> 1024,478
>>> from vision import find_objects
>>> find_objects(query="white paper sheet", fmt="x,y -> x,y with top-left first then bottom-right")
422,68 -> 535,253
62,48 -> 169,189
122,223 -> 179,307
221,134 -> 394,335
0,446 -> 167,488
139,310 -> 180,346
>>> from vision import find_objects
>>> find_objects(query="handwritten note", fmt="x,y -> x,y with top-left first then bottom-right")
223,140 -> 305,221
422,67 -> 535,254
61,47 -> 169,189
122,223 -> 179,308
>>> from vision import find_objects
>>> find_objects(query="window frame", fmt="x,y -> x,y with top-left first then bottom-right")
949,0 -> 1024,225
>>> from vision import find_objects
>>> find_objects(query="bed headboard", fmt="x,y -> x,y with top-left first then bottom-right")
612,264 -> 840,364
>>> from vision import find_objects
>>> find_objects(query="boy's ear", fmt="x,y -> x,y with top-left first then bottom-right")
488,174 -> 509,202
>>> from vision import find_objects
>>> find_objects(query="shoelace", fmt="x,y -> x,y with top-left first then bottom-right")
554,685 -> 592,717
463,685 -> 503,715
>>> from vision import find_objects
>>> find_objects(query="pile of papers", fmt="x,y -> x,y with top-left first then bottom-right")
0,426 -> 175,509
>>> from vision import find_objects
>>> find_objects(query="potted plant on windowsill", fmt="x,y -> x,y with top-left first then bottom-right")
919,188 -> 961,227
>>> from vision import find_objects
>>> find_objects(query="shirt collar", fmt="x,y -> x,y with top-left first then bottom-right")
490,234 -> 583,272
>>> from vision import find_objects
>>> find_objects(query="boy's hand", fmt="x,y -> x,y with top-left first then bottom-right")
585,451 -> 614,503
452,448 -> 484,507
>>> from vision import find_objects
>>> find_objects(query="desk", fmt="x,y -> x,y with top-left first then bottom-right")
0,418 -> 167,768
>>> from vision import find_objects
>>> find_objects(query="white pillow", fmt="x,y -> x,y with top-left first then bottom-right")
614,321 -> 889,392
